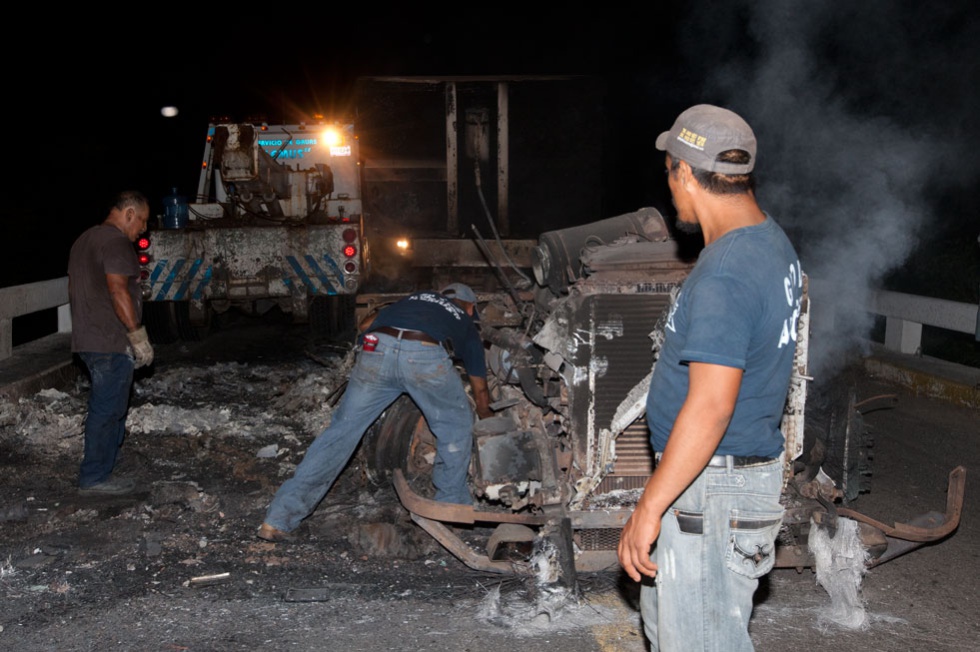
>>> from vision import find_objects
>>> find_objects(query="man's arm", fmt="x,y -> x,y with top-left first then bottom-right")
468,375 -> 492,420
617,361 -> 743,581
106,273 -> 139,332
358,310 -> 379,334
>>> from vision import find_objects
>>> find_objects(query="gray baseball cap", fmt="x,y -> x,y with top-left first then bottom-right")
655,104 -> 757,174
441,282 -> 478,303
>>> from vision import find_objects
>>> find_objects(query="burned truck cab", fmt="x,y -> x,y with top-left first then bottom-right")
362,206 -> 964,585
365,207 -> 699,575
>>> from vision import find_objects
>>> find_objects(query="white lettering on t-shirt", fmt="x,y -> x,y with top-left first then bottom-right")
778,260 -> 804,349
408,293 -> 464,320
665,290 -> 681,333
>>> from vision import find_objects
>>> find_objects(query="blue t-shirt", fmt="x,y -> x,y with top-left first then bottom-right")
366,291 -> 487,379
646,216 -> 803,458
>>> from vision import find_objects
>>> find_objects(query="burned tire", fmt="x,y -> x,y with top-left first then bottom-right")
361,395 -> 438,497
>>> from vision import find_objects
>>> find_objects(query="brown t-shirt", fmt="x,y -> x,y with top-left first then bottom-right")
67,224 -> 141,353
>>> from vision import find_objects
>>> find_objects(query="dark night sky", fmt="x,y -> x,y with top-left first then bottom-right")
5,2 -> 978,335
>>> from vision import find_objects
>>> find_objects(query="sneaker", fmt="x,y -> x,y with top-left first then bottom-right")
78,477 -> 137,496
257,522 -> 295,543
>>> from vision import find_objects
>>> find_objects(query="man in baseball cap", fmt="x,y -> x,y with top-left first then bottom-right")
258,280 -> 491,543
440,282 -> 478,303
654,103 -> 757,174
619,104 -> 804,650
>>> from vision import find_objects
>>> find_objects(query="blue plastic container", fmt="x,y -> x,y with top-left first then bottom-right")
162,187 -> 189,229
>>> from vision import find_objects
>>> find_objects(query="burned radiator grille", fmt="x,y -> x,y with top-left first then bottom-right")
577,528 -> 622,551
610,418 -> 655,476
567,293 -> 670,434
591,419 -> 656,495
579,419 -> 657,514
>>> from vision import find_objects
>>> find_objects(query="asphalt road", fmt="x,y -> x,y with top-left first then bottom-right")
1,313 -> 976,651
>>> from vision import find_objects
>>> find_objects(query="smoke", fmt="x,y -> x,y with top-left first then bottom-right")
667,1 -> 980,379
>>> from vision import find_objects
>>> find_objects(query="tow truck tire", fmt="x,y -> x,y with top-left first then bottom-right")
143,302 -> 212,343
310,295 -> 357,341
143,302 -> 179,344
175,302 -> 212,342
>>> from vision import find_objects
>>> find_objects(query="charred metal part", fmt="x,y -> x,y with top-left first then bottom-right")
813,498 -> 839,539
537,517 -> 579,592
796,477 -> 843,502
393,470 -> 547,526
484,327 -> 550,408
857,521 -> 889,561
838,465 -> 966,543
532,207 -> 671,293
775,543 -> 815,569
487,523 -> 536,561
410,514 -> 524,574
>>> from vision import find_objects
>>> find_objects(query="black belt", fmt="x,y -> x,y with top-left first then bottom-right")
372,326 -> 439,345
656,452 -> 777,468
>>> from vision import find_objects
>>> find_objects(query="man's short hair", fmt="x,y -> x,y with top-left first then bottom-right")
670,150 -> 756,195
112,190 -> 149,212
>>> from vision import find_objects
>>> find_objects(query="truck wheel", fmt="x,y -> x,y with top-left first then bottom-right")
361,395 -> 438,498
175,302 -> 212,342
310,295 -> 357,341
143,302 -> 179,344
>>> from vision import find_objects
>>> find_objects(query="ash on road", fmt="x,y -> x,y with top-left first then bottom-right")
1,314 -> 976,651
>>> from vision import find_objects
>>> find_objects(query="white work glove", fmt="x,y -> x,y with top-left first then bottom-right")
127,326 -> 154,369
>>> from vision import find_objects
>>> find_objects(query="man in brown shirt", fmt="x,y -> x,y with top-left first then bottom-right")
68,190 -> 153,495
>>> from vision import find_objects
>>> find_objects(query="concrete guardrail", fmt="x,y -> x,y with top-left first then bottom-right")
0,277 -> 71,361
0,276 -> 977,362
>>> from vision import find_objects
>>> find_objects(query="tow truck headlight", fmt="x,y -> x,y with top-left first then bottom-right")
322,127 -> 343,147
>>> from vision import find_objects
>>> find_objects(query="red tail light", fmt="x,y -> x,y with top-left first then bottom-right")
138,252 -> 151,266
137,236 -> 150,250
343,244 -> 357,258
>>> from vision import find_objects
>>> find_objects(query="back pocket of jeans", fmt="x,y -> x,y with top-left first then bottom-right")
725,510 -> 782,579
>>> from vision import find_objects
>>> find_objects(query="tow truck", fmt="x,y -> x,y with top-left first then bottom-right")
138,120 -> 365,342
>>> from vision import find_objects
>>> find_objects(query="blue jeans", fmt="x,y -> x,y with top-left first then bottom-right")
78,352 -> 134,488
641,457 -> 784,652
264,332 -> 475,532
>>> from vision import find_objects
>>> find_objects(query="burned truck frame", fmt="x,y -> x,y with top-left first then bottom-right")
361,207 -> 965,583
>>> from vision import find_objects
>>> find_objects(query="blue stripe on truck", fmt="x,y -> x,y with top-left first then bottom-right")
149,258 -> 212,301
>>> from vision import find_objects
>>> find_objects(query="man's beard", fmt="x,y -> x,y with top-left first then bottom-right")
673,217 -> 702,235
